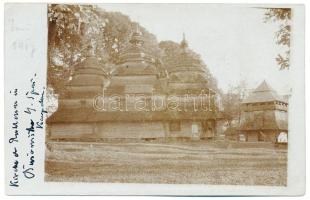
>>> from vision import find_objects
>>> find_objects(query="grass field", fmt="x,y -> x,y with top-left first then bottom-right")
45,140 -> 287,186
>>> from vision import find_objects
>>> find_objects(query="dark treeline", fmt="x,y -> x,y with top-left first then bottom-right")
47,4 -> 218,95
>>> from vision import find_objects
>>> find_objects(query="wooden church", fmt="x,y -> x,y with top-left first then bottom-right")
46,28 -> 221,141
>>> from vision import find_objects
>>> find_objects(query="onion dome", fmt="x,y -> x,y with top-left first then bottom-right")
114,26 -> 157,76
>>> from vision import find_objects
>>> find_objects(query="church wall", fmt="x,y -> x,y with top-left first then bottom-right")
59,99 -> 94,109
246,132 -> 258,142
263,130 -> 277,143
244,130 -> 279,143
96,122 -> 166,139
215,120 -> 227,137
167,121 -> 202,139
67,86 -> 103,96
48,119 -> 219,140
110,75 -> 157,86
49,123 -> 95,139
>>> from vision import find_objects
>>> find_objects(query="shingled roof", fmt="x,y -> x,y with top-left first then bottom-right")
242,80 -> 286,104
46,109 -> 221,123
68,57 -> 107,87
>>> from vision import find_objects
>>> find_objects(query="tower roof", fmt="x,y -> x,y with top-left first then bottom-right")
243,80 -> 286,104
254,80 -> 273,92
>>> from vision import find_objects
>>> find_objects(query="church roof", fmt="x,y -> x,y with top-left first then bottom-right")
67,57 -> 107,87
113,62 -> 158,76
166,34 -> 210,91
175,34 -> 202,68
47,109 -> 220,123
114,26 -> 158,76
242,80 -> 286,104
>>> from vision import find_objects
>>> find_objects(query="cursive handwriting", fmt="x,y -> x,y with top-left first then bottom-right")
8,74 -> 47,187
9,89 -> 20,187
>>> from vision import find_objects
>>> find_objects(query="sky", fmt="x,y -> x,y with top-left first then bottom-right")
100,4 -> 290,94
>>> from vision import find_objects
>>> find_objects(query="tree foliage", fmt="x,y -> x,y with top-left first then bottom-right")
48,5 -> 161,95
48,4 -> 218,98
221,80 -> 248,127
264,8 -> 291,70
48,4 -> 107,94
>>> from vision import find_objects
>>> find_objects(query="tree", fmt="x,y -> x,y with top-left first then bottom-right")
48,5 -> 163,96
221,80 -> 248,127
47,4 -> 107,94
264,8 -> 291,70
47,4 -> 219,106
97,11 -> 162,63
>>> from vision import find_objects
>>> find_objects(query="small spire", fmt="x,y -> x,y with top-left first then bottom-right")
130,24 -> 144,46
84,38 -> 97,57
135,24 -> 142,35
86,44 -> 95,57
180,32 -> 188,49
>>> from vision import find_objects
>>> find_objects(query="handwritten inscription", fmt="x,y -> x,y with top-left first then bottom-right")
9,89 -> 19,187
8,74 -> 47,187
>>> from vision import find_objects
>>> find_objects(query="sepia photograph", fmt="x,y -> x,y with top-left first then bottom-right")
44,4 -> 290,186
3,0 -> 307,196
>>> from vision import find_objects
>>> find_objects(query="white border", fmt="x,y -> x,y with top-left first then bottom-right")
1,0 -> 308,198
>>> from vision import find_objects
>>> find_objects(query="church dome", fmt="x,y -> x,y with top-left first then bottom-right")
64,46 -> 108,99
168,34 -> 208,85
114,26 -> 157,76
69,57 -> 107,86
